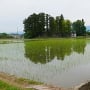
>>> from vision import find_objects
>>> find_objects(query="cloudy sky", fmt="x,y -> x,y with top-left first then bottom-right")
0,0 -> 90,33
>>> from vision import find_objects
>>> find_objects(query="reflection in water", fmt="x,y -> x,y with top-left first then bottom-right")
0,39 -> 89,88
24,39 -> 86,64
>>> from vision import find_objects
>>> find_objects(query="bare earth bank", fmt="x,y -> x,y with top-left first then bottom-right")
0,72 -> 89,90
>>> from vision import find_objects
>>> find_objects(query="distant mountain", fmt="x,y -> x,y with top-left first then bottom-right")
9,31 -> 24,35
86,26 -> 90,31
18,31 -> 24,34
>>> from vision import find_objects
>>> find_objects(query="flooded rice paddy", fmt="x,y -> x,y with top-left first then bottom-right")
0,39 -> 90,88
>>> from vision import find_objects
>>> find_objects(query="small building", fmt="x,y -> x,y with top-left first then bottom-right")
9,34 -> 23,39
71,31 -> 76,38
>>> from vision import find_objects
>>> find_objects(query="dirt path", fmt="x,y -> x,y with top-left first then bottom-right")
0,72 -> 86,90
0,72 -> 65,90
0,72 -> 25,88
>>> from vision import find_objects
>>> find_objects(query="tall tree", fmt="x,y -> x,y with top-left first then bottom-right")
59,14 -> 65,37
64,20 -> 72,37
23,13 -> 39,38
49,16 -> 56,36
72,19 -> 86,36
81,19 -> 86,36
56,16 -> 60,36
38,13 -> 45,36
45,14 -> 50,36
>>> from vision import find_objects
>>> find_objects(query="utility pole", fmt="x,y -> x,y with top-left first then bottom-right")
17,27 -> 18,39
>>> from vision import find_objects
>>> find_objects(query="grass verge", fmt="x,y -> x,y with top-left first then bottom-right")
0,80 -> 34,90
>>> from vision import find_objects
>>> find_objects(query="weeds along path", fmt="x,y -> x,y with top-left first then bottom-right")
0,72 -> 62,90
0,73 -> 90,90
0,72 -> 24,89
0,72 -> 83,90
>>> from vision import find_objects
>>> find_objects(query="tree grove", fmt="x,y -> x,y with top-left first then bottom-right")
23,13 -> 86,38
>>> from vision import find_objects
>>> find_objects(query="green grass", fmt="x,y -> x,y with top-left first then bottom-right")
0,80 -> 21,90
0,80 -> 35,90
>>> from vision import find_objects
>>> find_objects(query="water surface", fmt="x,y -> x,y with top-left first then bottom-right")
0,39 -> 90,88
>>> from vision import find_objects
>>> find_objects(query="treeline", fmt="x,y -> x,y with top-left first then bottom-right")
0,33 -> 13,39
23,13 -> 86,38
